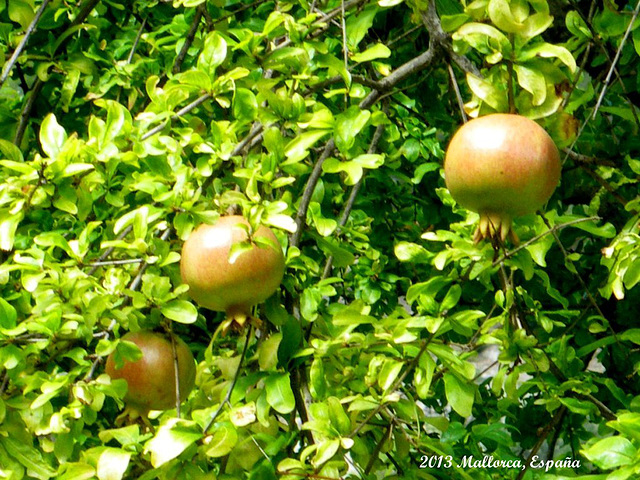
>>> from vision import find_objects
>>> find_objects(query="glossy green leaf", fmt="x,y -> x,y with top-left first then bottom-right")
161,300 -> 198,324
96,448 -> 131,480
467,73 -> 508,111
40,113 -> 67,159
517,43 -> 577,72
581,436 -> 636,470
334,107 -> 371,153
199,31 -> 227,76
444,373 -> 475,417
144,419 -> 202,467
346,4 -> 379,48
514,64 -> 547,106
283,130 -> 331,163
205,423 -> 238,457
265,373 -> 296,414
351,43 -> 391,63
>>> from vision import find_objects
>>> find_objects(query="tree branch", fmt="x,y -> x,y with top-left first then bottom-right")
140,93 -> 212,141
0,0 -> 51,89
173,6 -> 204,74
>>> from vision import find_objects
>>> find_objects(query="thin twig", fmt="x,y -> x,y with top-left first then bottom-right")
349,333 -> 435,438
202,123 -> 264,191
204,326 -> 253,433
127,17 -> 147,64
340,0 -> 349,104
365,423 -> 392,474
516,407 -> 567,480
0,0 -> 51,88
592,0 -> 640,120
13,78 -> 44,146
492,216 -> 601,266
290,139 -> 336,249
169,325 -> 182,418
537,211 -> 612,326
13,0 -> 101,146
88,225 -> 134,275
562,148 -> 616,167
140,93 -> 211,141
447,63 -> 467,123
173,6 -> 203,74
86,258 -> 144,267
321,120 -> 386,279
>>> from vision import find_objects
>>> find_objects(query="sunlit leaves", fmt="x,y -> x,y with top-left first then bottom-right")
198,31 -> 227,77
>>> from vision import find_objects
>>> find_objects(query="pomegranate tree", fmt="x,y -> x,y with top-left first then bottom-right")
105,331 -> 196,414
180,215 -> 285,327
444,114 -> 561,243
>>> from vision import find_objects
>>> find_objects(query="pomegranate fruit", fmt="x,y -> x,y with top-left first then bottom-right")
444,114 -> 561,243
180,215 -> 285,326
105,331 -> 196,413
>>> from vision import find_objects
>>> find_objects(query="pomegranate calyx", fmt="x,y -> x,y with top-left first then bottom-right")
474,212 -> 519,245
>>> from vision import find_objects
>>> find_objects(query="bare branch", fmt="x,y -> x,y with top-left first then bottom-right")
140,93 -> 211,141
592,0 -> 640,119
173,6 -> 203,74
0,0 -> 51,89
290,139 -> 336,249
204,326 -> 253,434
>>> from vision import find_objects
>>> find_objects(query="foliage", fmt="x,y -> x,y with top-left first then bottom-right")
1,0 -> 640,479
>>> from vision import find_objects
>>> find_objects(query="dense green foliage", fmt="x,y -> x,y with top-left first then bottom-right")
1,0 -> 640,479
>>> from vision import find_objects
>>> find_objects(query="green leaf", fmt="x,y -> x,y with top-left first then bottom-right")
316,54 -> 351,89
467,73 -> 508,111
351,43 -> 391,63
40,113 -> 67,159
259,333 -> 282,371
440,284 -> 462,312
312,439 -> 340,468
514,64 -> 547,106
161,300 -> 198,324
1,436 -> 56,479
559,397 -> 596,416
394,241 -> 432,263
176,70 -> 212,91
309,358 -> 327,399
144,419 -> 202,467
265,373 -> 296,414
378,359 -> 403,391
283,130 -> 330,164
0,139 -> 24,162
95,99 -> 130,144
8,0 -> 34,30
488,0 -> 525,33
454,23 -> 512,63
441,13 -> 471,32
521,12 -> 554,43
96,448 -> 131,480
233,88 -> 258,122
517,43 -> 577,73
58,463 -> 96,480
581,436 -> 636,470
199,31 -> 227,77
566,10 -> 592,39
334,106 -> 371,153
444,372 -> 475,417
0,210 -> 24,252
205,423 -> 238,457
346,4 -> 379,48
0,298 -> 17,329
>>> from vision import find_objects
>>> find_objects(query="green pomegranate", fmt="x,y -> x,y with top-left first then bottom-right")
444,114 -> 561,243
